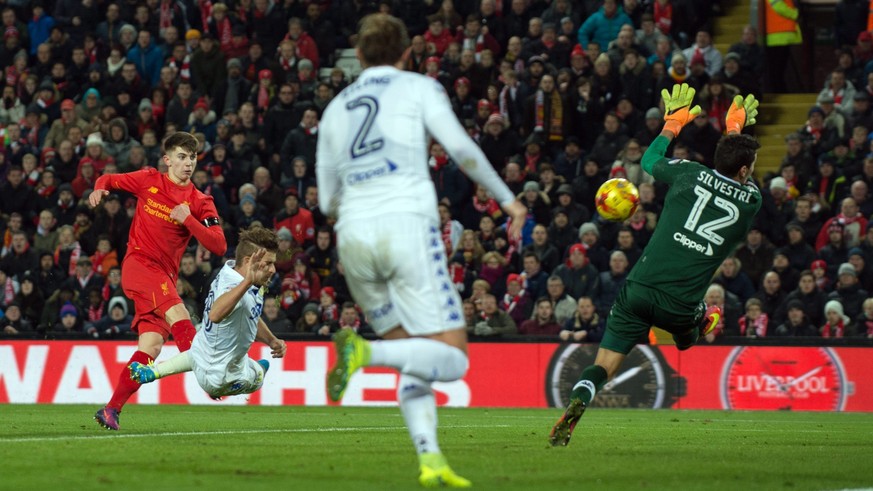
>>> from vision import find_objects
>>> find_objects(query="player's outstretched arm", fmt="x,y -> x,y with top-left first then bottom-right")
725,94 -> 759,135
208,249 -> 267,323
661,83 -> 701,138
88,189 -> 109,208
256,318 -> 286,359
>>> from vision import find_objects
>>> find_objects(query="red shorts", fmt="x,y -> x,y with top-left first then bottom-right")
121,255 -> 182,340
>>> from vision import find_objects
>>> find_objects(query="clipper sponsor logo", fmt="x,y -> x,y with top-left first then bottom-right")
346,160 -> 398,185
673,232 -> 713,256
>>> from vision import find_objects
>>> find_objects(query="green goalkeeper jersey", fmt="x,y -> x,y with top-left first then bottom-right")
628,135 -> 762,307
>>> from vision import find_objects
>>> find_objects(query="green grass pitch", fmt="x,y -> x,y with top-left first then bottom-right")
1,405 -> 872,491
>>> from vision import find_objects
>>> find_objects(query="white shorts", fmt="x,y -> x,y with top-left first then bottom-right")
336,214 -> 465,337
194,357 -> 265,398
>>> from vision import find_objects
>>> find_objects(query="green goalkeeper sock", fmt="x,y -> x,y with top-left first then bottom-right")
570,365 -> 608,405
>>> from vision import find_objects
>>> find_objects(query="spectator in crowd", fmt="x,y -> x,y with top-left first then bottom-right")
1,302 -> 30,334
739,297 -> 768,338
576,0 -> 632,53
559,296 -> 603,343
545,275 -> 576,325
519,296 -> 562,336
828,262 -> 869,320
471,293 -> 518,338
593,250 -> 628,316
774,300 -> 818,337
822,299 -> 850,338
714,256 -> 756,304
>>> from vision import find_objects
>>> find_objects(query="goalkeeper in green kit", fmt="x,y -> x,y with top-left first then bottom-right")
549,84 -> 763,446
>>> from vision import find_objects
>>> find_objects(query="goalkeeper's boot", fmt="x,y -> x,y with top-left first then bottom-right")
701,305 -> 722,337
94,406 -> 120,431
418,453 -> 472,488
549,398 -> 586,447
129,361 -> 159,384
327,329 -> 371,402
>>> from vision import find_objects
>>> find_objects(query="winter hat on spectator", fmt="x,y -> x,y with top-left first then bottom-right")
277,227 -> 293,242
194,98 -> 209,112
454,77 -> 470,89
827,220 -> 844,234
108,297 -> 128,317
293,252 -> 309,266
186,29 -> 201,40
259,69 -> 272,80
86,133 -> 104,148
724,52 -> 741,63
60,99 -> 75,111
579,222 -> 600,239
645,107 -> 662,119
769,177 -> 787,191
84,88 -> 101,101
506,274 -> 522,287
552,206 -> 569,219
773,248 -> 789,260
477,99 -> 491,110
322,287 -> 336,301
528,55 -> 546,66
426,56 -> 440,66
4,26 -> 19,39
58,182 -> 73,194
240,194 -> 256,207
302,303 -> 319,316
819,155 -> 836,168
824,300 -> 850,324
569,243 -> 587,257
837,263 -> 856,277
810,259 -> 827,272
60,302 -> 78,319
299,59 -> 314,70
808,106 -> 825,118
570,44 -> 585,59
854,92 -> 869,102
557,184 -> 573,196
817,94 -> 835,105
561,16 -> 574,26
523,181 -> 540,193
227,58 -> 242,70
849,247 -> 865,259
39,79 -> 54,92
689,50 -> 706,66
785,221 -> 804,233
138,98 -> 152,112
786,299 -> 804,312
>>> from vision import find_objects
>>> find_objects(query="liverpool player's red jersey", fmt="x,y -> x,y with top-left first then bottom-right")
96,168 -> 220,275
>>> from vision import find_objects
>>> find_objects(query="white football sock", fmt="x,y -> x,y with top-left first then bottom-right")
369,339 -> 469,382
397,373 -> 441,456
155,352 -> 193,378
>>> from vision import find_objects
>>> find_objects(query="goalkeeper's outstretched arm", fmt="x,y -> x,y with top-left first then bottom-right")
642,83 -> 700,174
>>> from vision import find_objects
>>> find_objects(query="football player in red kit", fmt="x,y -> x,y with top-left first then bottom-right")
89,132 -> 227,430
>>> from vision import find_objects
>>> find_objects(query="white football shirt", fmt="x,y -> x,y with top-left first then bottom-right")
316,65 -> 515,224
189,261 -> 264,387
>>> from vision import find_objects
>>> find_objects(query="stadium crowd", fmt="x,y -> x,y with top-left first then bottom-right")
0,0 -> 871,343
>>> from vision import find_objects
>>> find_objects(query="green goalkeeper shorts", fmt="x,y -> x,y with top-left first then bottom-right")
600,281 -> 705,355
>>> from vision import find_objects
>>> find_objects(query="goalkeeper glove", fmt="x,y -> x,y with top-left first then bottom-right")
661,83 -> 701,136
725,94 -> 759,134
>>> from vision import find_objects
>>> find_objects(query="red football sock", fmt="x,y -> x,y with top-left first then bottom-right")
107,350 -> 153,411
171,319 -> 196,352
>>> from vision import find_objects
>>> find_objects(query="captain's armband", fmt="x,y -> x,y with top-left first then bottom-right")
202,216 -> 220,227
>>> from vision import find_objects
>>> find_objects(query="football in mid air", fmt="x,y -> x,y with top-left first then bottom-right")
595,178 -> 640,222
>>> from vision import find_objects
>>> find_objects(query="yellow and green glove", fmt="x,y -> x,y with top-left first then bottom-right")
725,94 -> 759,134
661,83 -> 701,136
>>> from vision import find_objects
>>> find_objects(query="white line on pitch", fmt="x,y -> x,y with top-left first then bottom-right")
0,424 -> 511,444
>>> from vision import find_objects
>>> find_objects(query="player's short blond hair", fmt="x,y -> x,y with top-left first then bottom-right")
357,14 -> 409,67
236,226 -> 279,261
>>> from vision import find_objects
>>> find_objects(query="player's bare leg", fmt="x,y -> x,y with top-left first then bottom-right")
327,326 -> 471,488
550,348 -> 626,447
